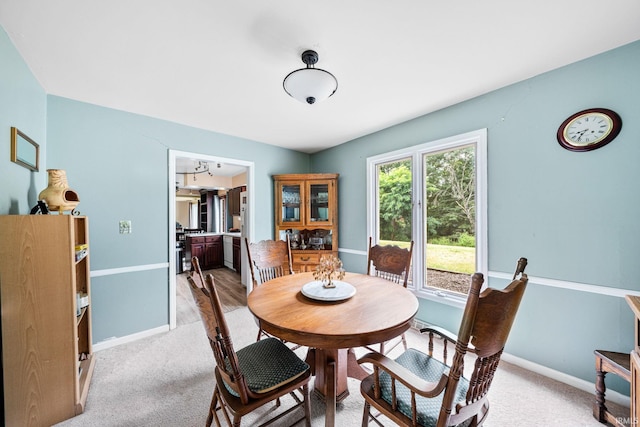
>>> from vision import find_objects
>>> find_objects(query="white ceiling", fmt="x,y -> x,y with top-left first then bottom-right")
1,1 -> 639,154
175,157 -> 246,178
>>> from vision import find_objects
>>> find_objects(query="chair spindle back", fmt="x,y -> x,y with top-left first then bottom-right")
186,272 -> 251,404
366,237 -> 414,287
448,270 -> 528,422
245,237 -> 294,288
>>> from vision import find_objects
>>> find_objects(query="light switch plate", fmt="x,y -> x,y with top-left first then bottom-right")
119,220 -> 132,234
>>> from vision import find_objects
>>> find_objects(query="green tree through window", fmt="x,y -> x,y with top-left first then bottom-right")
425,147 -> 475,243
378,160 -> 412,242
370,130 -> 486,297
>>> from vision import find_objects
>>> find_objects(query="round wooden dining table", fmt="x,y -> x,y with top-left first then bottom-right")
247,271 -> 419,427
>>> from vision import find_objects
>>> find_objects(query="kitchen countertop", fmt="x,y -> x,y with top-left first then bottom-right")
184,232 -> 241,238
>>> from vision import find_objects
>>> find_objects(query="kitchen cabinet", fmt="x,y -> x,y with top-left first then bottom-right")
227,187 -> 242,216
228,187 -> 245,216
228,187 -> 238,216
186,234 -> 223,270
0,215 -> 95,426
223,235 -> 241,271
273,173 -> 339,273
204,235 -> 223,269
233,236 -> 241,272
187,235 -> 205,268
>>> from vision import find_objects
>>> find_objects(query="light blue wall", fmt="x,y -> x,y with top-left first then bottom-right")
3,18 -> 639,395
46,96 -> 310,342
312,40 -> 640,393
0,26 -> 47,214
1,21 -> 312,345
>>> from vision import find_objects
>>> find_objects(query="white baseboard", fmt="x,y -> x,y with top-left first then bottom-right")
92,325 -> 169,352
501,352 -> 630,408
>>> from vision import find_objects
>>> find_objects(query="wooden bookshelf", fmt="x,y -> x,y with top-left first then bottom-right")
0,215 -> 95,425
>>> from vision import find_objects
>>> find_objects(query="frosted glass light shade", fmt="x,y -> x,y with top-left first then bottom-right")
283,68 -> 338,105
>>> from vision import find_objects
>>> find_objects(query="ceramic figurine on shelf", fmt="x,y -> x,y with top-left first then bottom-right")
38,169 -> 80,213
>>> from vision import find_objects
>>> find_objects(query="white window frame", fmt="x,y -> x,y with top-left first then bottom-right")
367,129 -> 487,308
189,201 -> 199,229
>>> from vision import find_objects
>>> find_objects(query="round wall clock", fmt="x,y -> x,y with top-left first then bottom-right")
557,108 -> 622,152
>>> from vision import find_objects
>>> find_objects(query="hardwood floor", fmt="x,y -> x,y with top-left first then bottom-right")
176,267 -> 247,327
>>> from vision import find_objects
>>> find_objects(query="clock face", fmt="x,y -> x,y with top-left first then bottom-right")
557,108 -> 622,152
563,112 -> 612,146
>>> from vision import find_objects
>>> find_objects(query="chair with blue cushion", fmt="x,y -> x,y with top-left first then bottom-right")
187,270 -> 311,427
359,257 -> 528,427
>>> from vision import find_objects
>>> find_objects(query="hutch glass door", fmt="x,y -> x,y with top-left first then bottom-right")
279,182 -> 302,226
307,181 -> 332,225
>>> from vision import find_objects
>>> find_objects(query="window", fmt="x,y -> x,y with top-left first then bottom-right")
189,201 -> 199,229
367,129 -> 487,303
376,158 -> 413,247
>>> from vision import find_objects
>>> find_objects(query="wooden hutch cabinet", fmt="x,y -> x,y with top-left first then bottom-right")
0,215 -> 95,426
273,173 -> 339,273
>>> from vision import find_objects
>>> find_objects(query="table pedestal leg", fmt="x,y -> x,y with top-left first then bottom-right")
346,348 -> 370,380
326,361 -> 336,427
312,348 -> 348,427
313,348 -> 349,402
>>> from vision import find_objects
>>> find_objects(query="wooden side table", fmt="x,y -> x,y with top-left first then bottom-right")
593,349 -> 631,426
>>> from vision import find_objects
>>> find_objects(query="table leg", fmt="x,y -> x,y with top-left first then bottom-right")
312,348 -> 371,426
346,348 -> 369,380
313,348 -> 349,427
326,361 -> 336,427
313,348 -> 349,401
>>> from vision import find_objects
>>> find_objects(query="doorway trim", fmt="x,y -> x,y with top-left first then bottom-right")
168,149 -> 255,330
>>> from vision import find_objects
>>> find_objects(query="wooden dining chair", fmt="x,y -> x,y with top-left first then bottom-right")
245,237 -> 297,345
367,237 -> 414,287
245,236 -> 294,289
365,237 -> 414,354
190,256 -> 206,288
187,272 -> 312,427
359,258 -> 528,427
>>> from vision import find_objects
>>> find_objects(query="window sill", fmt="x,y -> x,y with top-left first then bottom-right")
413,288 -> 467,309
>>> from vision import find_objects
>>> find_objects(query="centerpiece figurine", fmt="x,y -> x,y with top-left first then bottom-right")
313,255 -> 345,288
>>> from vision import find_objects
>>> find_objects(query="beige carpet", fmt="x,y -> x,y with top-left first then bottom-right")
55,306 -> 628,427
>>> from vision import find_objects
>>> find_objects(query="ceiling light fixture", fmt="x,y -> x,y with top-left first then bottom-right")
188,161 -> 214,181
283,50 -> 337,105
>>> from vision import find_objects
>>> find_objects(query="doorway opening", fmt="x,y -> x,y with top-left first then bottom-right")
168,150 -> 255,329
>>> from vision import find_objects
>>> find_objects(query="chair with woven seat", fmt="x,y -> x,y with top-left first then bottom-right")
187,272 -> 311,427
358,257 -> 528,427
365,237 -> 414,355
245,236 -> 295,343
